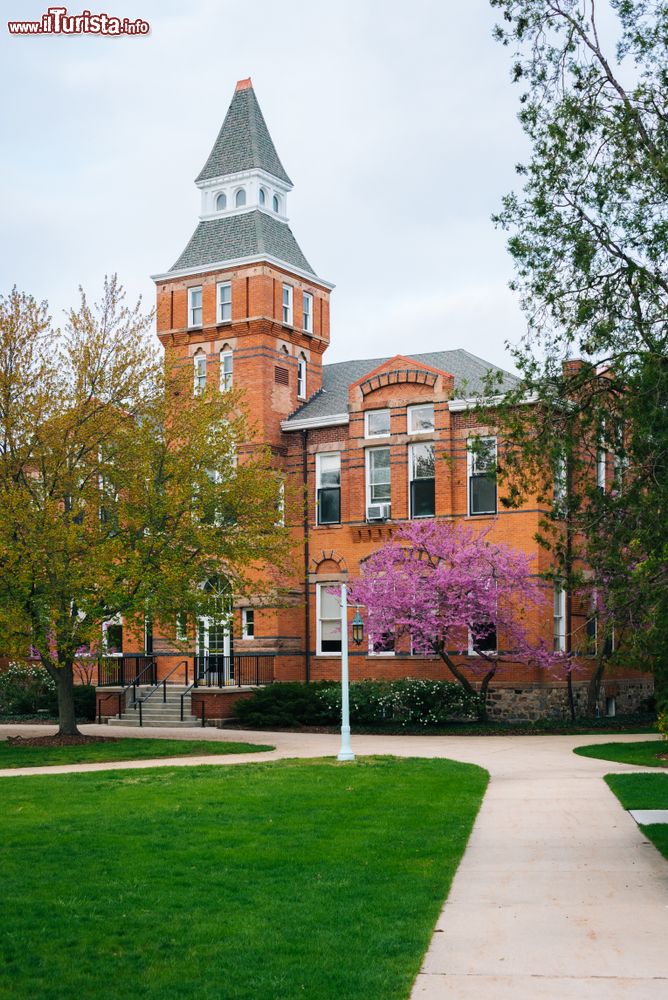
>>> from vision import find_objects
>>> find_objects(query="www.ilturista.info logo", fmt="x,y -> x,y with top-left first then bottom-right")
7,7 -> 150,35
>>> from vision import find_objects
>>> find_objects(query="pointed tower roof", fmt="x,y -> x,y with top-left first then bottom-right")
196,78 -> 292,185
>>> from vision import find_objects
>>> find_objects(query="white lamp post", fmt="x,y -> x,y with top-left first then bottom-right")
337,583 -> 356,762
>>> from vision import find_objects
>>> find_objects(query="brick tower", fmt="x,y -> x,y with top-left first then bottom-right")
152,77 -> 333,449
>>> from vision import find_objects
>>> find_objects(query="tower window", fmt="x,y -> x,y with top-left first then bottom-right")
272,194 -> 281,213
193,351 -> 206,395
188,286 -> 202,329
217,281 -> 232,323
303,292 -> 313,333
235,188 -> 246,208
282,285 -> 293,326
316,452 -> 341,525
215,192 -> 227,211
220,347 -> 233,392
259,187 -> 266,206
297,354 -> 307,399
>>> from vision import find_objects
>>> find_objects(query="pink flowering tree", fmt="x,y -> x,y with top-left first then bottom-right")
348,521 -> 564,721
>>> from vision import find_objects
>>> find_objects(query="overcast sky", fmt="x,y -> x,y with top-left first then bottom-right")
0,0 -> 531,372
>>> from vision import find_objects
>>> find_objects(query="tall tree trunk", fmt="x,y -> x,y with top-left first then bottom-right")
586,657 -> 606,717
438,651 -> 488,722
53,662 -> 80,736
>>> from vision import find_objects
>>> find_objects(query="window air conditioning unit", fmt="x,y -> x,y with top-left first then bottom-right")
367,503 -> 391,522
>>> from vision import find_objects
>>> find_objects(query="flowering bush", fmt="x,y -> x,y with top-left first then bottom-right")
0,662 -> 56,716
315,679 -> 479,727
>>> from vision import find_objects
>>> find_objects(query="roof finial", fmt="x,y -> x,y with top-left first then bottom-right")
235,77 -> 252,92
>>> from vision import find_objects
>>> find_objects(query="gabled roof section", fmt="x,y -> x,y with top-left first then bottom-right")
283,350 -> 519,426
169,210 -> 314,275
196,79 -> 292,186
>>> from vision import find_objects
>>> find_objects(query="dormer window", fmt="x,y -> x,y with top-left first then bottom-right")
272,194 -> 280,213
259,187 -> 266,206
235,188 -> 246,208
215,192 -> 227,211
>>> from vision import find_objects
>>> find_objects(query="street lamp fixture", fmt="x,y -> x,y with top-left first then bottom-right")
351,608 -> 364,646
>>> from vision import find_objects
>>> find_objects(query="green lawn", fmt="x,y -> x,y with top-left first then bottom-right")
574,740 -> 667,767
0,756 -> 487,1000
606,772 -> 668,862
0,737 -> 272,768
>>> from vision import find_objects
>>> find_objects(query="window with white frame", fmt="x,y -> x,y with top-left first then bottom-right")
273,193 -> 281,213
275,479 -> 285,526
316,452 -> 341,525
220,347 -> 233,391
297,354 -> 307,399
368,631 -> 395,656
235,188 -> 246,208
103,616 -> 123,655
242,608 -> 255,639
282,284 -> 293,325
193,351 -> 206,394
596,447 -> 606,490
365,409 -> 391,438
468,622 -> 497,655
467,436 -> 497,515
554,452 -> 567,504
553,584 -> 566,652
409,442 -> 435,518
217,281 -> 231,323
176,613 -> 188,642
366,447 -> 391,517
215,192 -> 227,211
303,292 -> 313,333
188,286 -> 202,328
316,583 -> 341,654
408,403 -> 435,434
259,187 -> 266,206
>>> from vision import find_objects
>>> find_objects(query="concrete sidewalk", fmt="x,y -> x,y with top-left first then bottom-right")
1,725 -> 667,996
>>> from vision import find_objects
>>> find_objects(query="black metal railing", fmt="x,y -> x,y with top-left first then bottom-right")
194,654 -> 274,688
96,661 -> 158,723
137,661 -> 188,727
97,654 -> 156,687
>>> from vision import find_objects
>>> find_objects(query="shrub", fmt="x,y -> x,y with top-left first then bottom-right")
0,662 -> 56,716
232,682 -> 338,729
0,662 -> 96,720
232,678 -> 479,729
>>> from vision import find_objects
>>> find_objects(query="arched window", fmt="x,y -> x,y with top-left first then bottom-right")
272,194 -> 280,213
220,345 -> 233,391
197,576 -> 233,682
235,188 -> 246,208
297,353 -> 307,399
193,350 -> 206,395
215,192 -> 227,211
259,187 -> 266,206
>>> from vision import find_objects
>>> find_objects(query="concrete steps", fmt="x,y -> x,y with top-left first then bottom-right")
106,684 -> 201,728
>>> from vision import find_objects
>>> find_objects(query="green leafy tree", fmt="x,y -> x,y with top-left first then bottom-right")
0,278 -> 291,735
489,0 -> 668,708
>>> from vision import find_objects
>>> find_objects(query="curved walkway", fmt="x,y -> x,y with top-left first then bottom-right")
2,725 -> 667,997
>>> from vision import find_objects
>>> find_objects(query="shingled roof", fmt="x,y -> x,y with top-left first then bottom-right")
283,350 -> 519,426
196,80 -> 292,185
169,210 -> 314,274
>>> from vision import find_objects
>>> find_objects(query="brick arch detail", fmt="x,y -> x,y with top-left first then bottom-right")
310,550 -> 348,575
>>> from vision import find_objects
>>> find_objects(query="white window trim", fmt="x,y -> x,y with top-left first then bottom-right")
316,582 -> 341,657
241,608 -> 255,640
597,448 -> 606,490
316,452 -> 341,526
193,351 -> 206,395
553,584 -> 566,652
303,291 -> 313,333
188,286 -> 203,329
297,355 -> 307,400
467,624 -> 498,657
220,348 -> 233,392
554,453 -> 567,503
408,441 -> 436,519
407,403 -> 435,435
282,284 -> 293,326
467,436 -> 497,516
365,409 -> 391,439
217,281 -> 232,324
366,446 -> 392,516
368,636 -> 395,657
102,615 -> 123,656
175,613 -> 188,642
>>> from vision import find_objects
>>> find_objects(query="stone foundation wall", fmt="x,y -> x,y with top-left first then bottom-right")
486,677 -> 654,722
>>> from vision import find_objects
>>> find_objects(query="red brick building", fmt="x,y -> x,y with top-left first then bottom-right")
98,78 -> 652,724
